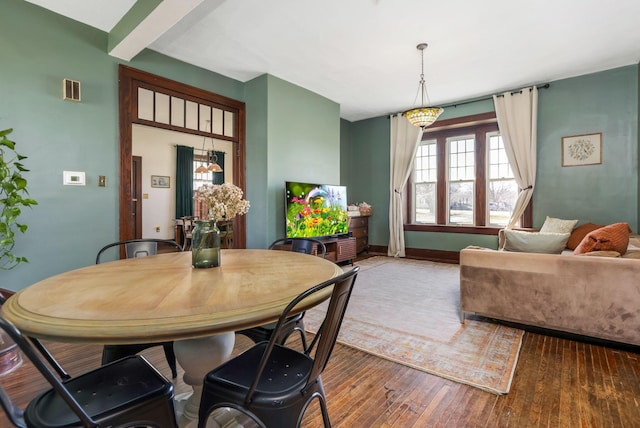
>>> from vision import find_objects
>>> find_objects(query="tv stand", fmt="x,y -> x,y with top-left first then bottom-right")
273,236 -> 356,265
321,236 -> 356,265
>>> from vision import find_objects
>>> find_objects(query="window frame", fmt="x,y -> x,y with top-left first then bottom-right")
406,112 -> 532,235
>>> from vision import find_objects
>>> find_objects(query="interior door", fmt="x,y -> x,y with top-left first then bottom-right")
132,156 -> 142,239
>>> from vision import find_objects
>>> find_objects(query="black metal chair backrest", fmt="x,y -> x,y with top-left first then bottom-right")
0,309 -> 178,427
0,315 -> 96,427
244,266 -> 359,403
95,238 -> 182,264
94,239 -> 182,379
268,237 -> 327,258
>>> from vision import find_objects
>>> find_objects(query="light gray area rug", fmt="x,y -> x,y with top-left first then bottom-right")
304,256 -> 524,394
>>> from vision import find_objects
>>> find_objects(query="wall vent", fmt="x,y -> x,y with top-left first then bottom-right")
63,78 -> 81,102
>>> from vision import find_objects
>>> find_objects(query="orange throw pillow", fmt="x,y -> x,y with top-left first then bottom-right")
573,222 -> 631,255
566,223 -> 603,250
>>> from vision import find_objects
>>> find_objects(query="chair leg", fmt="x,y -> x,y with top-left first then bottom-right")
294,327 -> 307,349
163,342 -> 178,378
317,393 -> 332,428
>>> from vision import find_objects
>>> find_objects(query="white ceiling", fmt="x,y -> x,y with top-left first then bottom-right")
27,0 -> 640,122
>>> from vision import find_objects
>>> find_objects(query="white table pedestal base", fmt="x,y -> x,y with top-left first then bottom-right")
174,332 -> 235,428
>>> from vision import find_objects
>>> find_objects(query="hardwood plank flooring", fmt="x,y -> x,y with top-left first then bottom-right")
1,332 -> 639,427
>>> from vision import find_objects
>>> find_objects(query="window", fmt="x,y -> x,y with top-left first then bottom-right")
414,142 -> 437,223
409,113 -> 529,232
487,133 -> 517,226
193,151 -> 225,218
448,136 -> 475,225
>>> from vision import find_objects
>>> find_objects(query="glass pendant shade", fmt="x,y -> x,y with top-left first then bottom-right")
195,164 -> 208,173
404,107 -> 444,128
207,162 -> 223,173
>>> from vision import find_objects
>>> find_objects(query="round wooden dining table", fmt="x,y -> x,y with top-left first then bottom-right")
2,249 -> 343,427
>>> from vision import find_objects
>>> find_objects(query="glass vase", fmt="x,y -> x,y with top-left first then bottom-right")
191,220 -> 221,268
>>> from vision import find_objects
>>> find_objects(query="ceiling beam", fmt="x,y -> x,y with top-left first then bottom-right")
108,0 -> 205,61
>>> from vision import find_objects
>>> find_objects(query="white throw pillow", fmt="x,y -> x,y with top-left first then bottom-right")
502,229 -> 571,254
539,216 -> 578,234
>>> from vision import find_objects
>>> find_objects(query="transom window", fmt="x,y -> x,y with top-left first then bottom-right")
409,113 -> 529,231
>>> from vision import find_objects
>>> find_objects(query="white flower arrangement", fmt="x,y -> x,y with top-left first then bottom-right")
195,183 -> 250,222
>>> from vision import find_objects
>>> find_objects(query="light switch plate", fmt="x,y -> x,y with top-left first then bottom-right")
63,171 -> 86,186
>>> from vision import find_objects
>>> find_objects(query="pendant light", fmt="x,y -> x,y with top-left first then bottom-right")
403,43 -> 443,128
195,128 -> 208,174
197,120 -> 223,173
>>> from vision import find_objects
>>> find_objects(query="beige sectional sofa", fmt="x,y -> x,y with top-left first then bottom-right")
459,233 -> 640,346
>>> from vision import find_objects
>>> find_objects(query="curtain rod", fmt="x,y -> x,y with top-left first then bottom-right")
390,83 -> 550,117
448,83 -> 550,108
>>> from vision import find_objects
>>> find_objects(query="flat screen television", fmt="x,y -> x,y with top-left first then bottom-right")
285,181 -> 349,239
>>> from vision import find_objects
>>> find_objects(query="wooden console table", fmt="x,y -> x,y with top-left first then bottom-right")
348,214 -> 370,254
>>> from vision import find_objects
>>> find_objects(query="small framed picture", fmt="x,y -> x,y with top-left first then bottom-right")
562,133 -> 602,167
151,175 -> 170,188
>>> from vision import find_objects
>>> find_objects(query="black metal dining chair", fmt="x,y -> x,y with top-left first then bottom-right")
198,266 -> 359,428
267,237 -> 327,256
235,238 -> 328,349
95,238 -> 182,378
0,297 -> 178,428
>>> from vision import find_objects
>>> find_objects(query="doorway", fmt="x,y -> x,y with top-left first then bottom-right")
118,65 -> 246,247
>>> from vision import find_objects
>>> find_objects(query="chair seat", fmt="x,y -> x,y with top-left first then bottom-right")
206,342 -> 313,400
24,355 -> 175,427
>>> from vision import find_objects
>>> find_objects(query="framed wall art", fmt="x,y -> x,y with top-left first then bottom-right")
561,133 -> 602,167
151,175 -> 170,188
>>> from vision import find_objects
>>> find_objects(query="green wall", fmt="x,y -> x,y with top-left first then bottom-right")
344,66 -> 640,251
0,0 -> 243,289
264,75 -> 341,246
244,75 -> 270,249
536,66 -> 638,228
342,117 -> 389,247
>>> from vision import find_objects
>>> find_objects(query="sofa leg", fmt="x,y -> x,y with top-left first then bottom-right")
460,310 -> 465,324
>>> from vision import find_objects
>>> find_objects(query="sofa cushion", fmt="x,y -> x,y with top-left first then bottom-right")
502,229 -> 571,254
566,222 -> 604,250
573,222 -> 632,255
539,216 -> 579,234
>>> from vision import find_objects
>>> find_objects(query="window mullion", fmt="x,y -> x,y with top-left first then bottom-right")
436,136 -> 447,225
475,130 -> 487,226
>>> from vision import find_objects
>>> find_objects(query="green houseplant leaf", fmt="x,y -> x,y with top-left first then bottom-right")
0,128 -> 38,269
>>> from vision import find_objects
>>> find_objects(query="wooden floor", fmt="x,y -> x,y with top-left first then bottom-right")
1,330 -> 639,427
